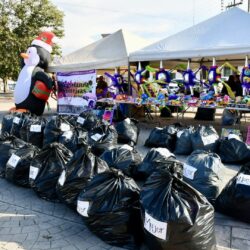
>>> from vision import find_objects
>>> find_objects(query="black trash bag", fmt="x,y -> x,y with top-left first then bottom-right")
76,110 -> 101,131
135,148 -> 175,180
218,138 -> 250,163
195,107 -> 216,121
183,150 -> 224,204
115,118 -> 140,146
26,116 -> 47,148
221,109 -> 240,125
100,145 -> 142,177
19,114 -> 33,142
216,164 -> 250,223
56,146 -> 109,207
1,113 -> 15,135
30,143 -> 73,201
58,128 -> 88,152
77,168 -> 142,249
10,113 -> 27,138
88,124 -> 118,156
5,144 -> 39,187
43,115 -> 75,146
191,125 -> 219,152
174,126 -> 194,155
140,163 -> 216,250
144,125 -> 178,152
0,135 -> 27,178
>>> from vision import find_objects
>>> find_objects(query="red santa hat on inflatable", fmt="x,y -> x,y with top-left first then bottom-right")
31,31 -> 55,53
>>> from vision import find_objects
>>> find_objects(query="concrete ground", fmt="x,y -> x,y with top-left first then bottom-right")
0,94 -> 250,250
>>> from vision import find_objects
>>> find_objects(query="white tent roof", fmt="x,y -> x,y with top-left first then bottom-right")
129,8 -> 250,63
49,29 -> 151,72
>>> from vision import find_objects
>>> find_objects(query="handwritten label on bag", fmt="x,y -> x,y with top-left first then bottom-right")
144,212 -> 167,240
62,131 -> 73,140
183,164 -> 197,180
30,124 -> 42,132
13,117 -> 20,124
77,117 -> 85,125
77,201 -> 90,217
91,133 -> 103,141
29,166 -> 39,180
60,123 -> 71,132
177,130 -> 184,138
155,148 -> 173,158
7,154 -> 20,168
236,173 -> 250,186
202,134 -> 218,146
121,144 -> 133,151
58,170 -> 66,186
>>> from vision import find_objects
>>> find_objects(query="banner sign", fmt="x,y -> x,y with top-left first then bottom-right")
57,70 -> 96,115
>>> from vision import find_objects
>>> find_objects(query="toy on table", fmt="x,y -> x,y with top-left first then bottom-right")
155,61 -> 171,87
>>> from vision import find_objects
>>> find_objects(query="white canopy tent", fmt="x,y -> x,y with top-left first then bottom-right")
49,29 -> 151,72
129,8 -> 250,64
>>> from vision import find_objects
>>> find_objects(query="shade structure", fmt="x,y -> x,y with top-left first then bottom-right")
49,29 -> 151,72
129,7 -> 250,63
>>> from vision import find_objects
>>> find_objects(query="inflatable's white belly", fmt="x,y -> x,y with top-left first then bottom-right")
14,65 -> 35,104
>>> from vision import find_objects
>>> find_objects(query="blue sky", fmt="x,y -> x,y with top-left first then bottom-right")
51,0 -> 249,55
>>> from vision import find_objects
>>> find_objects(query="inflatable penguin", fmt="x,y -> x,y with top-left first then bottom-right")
14,32 -> 55,116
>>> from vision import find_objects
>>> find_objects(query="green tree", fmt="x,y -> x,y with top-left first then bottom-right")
0,0 -> 64,92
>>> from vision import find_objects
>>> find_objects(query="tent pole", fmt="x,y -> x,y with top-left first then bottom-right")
128,60 -> 131,95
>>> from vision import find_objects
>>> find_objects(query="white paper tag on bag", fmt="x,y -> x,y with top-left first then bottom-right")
62,131 -> 73,140
77,117 -> 85,125
202,134 -> 218,146
77,201 -> 90,217
236,173 -> 250,186
29,166 -> 39,180
177,130 -> 184,138
7,154 -> 20,168
60,123 -> 71,132
30,124 -> 42,132
183,164 -> 197,180
13,117 -> 20,124
121,144 -> 133,151
58,170 -> 66,186
91,133 -> 103,141
144,212 -> 167,240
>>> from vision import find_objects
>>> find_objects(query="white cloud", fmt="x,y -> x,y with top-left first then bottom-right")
51,0 -> 248,55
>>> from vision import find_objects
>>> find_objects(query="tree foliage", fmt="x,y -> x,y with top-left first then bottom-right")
0,0 -> 64,91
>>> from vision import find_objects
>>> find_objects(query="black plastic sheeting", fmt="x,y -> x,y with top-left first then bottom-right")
218,138 -> 250,163
1,113 -> 15,135
140,161 -> 216,250
0,135 -> 27,178
10,113 -> 27,138
135,148 -> 175,180
77,168 -> 143,249
216,164 -> 250,223
100,145 -> 142,177
184,150 -> 224,204
88,124 -> 118,156
191,125 -> 219,152
5,144 -> 39,187
174,127 -> 194,155
56,146 -> 109,208
30,143 -> 73,201
144,124 -> 181,151
115,118 -> 140,146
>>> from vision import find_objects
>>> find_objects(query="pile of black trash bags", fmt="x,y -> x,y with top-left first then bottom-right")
2,112 -> 250,249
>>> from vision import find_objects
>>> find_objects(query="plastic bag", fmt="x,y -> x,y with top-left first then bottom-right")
100,145 -> 142,177
30,143 -> 73,201
216,164 -> 250,223
135,148 -> 175,180
5,144 -> 39,187
26,116 -> 47,148
76,110 -> 101,131
174,127 -> 194,155
140,163 -> 216,250
77,168 -> 142,249
221,109 -> 240,125
1,113 -> 15,135
56,146 -> 109,207
19,113 -> 32,142
115,118 -> 140,146
88,124 -> 118,156
183,150 -> 224,204
191,125 -> 219,152
218,138 -> 250,163
144,125 -> 179,152
10,113 -> 26,138
0,135 -> 27,178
